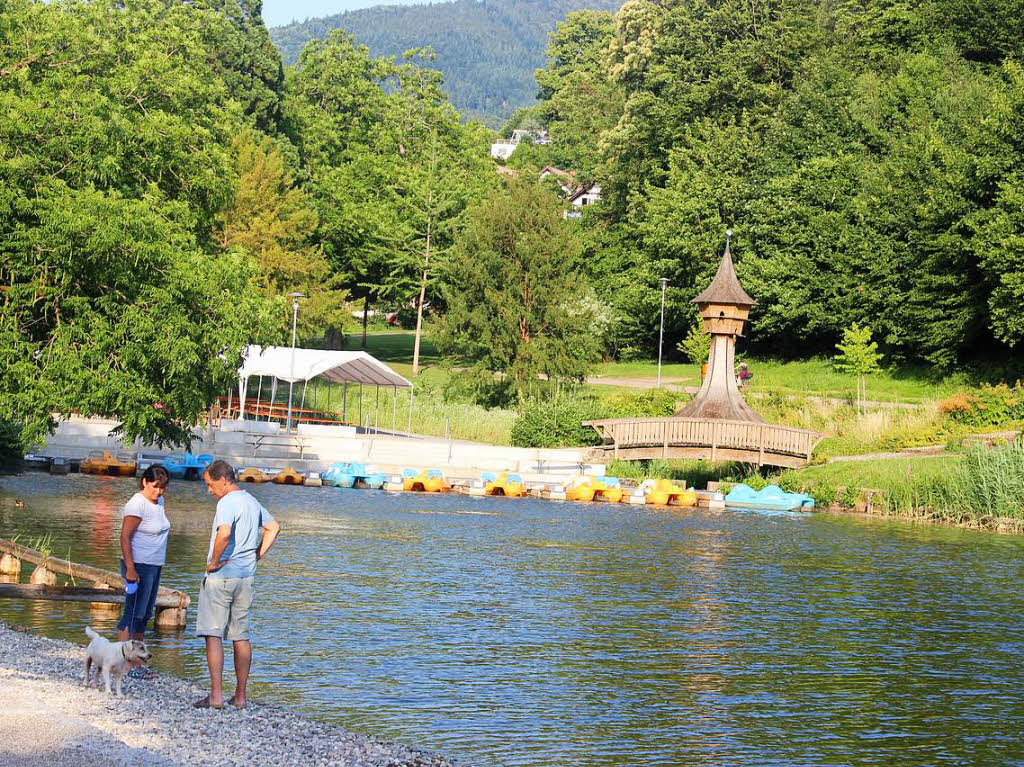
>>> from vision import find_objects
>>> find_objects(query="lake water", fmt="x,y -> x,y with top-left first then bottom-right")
1,473 -> 1023,766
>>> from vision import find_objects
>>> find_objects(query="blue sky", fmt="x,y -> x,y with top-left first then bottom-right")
263,0 -> 434,28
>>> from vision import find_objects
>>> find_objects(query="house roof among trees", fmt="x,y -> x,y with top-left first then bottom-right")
692,244 -> 756,307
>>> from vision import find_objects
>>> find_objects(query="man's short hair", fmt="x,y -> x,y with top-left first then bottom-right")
205,459 -> 236,483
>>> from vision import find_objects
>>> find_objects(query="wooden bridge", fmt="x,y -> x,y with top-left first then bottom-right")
583,418 -> 824,468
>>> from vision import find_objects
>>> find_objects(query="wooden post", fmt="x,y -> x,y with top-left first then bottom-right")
662,421 -> 669,459
90,582 -> 121,614
155,606 -> 186,629
0,553 -> 20,577
711,421 -> 719,462
29,563 -> 56,586
758,424 -> 764,466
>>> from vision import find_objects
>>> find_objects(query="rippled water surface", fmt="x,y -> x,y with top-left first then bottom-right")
2,473 -> 1024,765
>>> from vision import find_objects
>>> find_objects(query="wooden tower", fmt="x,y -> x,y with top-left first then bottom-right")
675,238 -> 763,422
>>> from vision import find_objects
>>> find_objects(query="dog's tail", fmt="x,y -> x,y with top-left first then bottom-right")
84,626 -> 99,640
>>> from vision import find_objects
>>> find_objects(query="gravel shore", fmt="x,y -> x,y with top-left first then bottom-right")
0,621 -> 457,767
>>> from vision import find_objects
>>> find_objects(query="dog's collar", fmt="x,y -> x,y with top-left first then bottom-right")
122,644 -> 129,660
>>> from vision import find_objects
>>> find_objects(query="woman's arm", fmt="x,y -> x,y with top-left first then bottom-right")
120,516 -> 142,582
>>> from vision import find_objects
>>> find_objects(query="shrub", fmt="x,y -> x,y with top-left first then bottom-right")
676,323 -> 710,365
938,384 -> 1024,427
0,421 -> 23,470
510,389 -> 680,448
510,396 -> 603,448
396,306 -> 418,329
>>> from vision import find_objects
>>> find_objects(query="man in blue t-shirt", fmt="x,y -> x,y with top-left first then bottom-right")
193,460 -> 282,709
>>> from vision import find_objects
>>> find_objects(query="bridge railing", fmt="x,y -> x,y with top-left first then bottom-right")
583,417 -> 822,464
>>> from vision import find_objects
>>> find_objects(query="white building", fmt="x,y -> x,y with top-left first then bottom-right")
489,129 -> 551,159
568,183 -> 602,208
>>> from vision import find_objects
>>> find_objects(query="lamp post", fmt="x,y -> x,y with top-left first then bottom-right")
286,292 -> 305,433
657,277 -> 669,388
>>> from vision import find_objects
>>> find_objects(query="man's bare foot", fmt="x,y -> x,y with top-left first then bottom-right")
228,694 -> 246,709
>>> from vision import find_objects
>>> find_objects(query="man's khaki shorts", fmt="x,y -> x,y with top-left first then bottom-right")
195,576 -> 255,641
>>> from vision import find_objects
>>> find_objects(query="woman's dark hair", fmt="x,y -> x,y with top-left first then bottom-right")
140,464 -> 170,489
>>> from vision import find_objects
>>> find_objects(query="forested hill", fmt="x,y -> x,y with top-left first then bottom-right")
269,0 -> 621,125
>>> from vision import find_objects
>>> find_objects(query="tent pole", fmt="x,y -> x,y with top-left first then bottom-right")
299,379 -> 309,425
342,381 -> 348,423
374,386 -> 379,434
392,386 -> 397,434
407,386 -> 413,435
269,378 -> 278,423
359,383 -> 363,429
254,376 -> 263,421
227,387 -> 233,421
327,380 -> 332,420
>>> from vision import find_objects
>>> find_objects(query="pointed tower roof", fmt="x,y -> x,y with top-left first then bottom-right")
692,243 -> 756,307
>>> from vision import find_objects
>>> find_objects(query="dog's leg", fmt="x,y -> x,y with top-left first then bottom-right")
114,669 -> 122,697
84,657 -> 92,688
102,667 -> 112,695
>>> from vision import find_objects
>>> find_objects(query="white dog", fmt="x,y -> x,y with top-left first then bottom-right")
83,626 -> 152,696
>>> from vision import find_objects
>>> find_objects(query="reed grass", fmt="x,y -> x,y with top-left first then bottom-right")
776,445 -> 1024,521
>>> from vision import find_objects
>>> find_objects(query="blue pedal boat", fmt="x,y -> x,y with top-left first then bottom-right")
324,462 -> 386,489
161,453 -> 213,481
724,483 -> 815,511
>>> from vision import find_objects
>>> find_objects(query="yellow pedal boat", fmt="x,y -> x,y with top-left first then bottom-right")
402,468 -> 449,493
272,467 -> 304,485
80,450 -> 137,477
566,476 -> 624,503
483,472 -> 525,498
642,478 -> 697,507
238,467 -> 270,483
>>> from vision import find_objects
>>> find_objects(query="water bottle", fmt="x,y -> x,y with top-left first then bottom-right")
124,579 -> 138,595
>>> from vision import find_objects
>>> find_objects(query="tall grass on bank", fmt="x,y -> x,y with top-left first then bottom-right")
261,377 -> 516,445
939,444 -> 1024,520
778,444 -> 1024,521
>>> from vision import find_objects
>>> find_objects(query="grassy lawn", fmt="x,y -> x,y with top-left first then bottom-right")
778,456 -> 960,495
344,330 -> 441,368
592,360 -> 700,384
349,332 -> 954,405
595,357 -> 954,404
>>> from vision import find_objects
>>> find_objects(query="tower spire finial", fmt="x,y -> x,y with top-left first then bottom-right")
725,228 -> 733,251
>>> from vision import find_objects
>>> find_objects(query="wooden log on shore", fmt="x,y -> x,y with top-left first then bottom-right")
0,583 -> 185,608
0,538 -> 187,606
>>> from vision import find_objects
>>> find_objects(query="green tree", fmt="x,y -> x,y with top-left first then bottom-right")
834,323 -> 883,414
534,10 -> 622,179
0,0 -> 277,446
677,322 -> 710,366
436,179 -> 602,406
282,31 -> 399,347
214,130 -> 348,345
196,0 -> 286,133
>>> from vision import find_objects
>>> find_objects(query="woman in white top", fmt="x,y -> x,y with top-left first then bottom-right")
118,464 -> 171,677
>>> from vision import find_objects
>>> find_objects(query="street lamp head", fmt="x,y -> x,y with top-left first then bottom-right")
288,292 -> 305,299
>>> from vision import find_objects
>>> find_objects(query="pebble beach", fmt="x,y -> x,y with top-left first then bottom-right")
0,621 -> 458,767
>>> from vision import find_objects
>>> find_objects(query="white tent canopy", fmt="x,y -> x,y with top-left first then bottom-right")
235,345 -> 413,424
239,345 -> 412,388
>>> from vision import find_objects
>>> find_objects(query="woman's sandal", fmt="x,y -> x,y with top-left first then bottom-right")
192,695 -> 224,710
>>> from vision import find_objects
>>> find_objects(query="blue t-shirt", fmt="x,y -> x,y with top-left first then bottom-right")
206,489 -> 274,580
